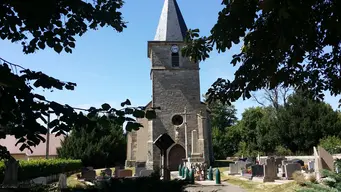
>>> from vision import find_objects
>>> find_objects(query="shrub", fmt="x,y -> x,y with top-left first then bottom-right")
319,136 -> 341,154
274,146 -> 293,156
306,173 -> 317,183
297,170 -> 341,192
292,171 -> 306,186
57,118 -> 126,169
0,159 -> 82,182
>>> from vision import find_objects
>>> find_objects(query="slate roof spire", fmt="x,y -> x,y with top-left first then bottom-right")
154,0 -> 188,41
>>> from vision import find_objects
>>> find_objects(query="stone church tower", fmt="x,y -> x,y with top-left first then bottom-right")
126,0 -> 214,171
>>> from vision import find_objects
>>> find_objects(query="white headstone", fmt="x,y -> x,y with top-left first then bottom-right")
308,161 -> 315,172
228,163 -> 239,175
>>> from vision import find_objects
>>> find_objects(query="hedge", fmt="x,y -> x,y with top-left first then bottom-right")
0,159 -> 82,182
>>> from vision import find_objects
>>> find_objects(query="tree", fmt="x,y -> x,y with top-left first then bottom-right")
251,86 -> 292,110
57,116 -> 126,168
182,1 -> 341,107
205,97 -> 238,159
0,0 -> 156,159
277,91 -> 341,153
319,136 -> 341,155
231,106 -> 281,156
206,97 -> 237,131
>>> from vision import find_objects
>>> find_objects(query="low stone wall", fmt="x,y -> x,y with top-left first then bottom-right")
260,155 -> 341,164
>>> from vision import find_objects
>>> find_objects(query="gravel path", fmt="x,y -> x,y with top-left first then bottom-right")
184,182 -> 246,192
184,184 -> 246,192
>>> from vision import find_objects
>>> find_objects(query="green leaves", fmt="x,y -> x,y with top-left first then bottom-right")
101,103 -> 111,111
121,99 -> 131,107
183,0 -> 341,108
0,0 -> 126,54
125,122 -> 143,132
146,110 -> 156,120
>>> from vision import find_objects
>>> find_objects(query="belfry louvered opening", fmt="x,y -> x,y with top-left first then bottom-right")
171,52 -> 180,67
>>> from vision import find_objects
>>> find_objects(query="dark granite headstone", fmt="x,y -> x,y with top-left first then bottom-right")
251,164 -> 264,177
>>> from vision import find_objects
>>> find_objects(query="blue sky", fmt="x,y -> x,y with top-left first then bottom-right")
0,0 -> 340,119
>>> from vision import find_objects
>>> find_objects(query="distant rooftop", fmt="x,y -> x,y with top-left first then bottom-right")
0,134 -> 64,156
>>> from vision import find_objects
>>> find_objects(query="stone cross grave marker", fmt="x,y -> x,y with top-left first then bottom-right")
263,157 -> 277,182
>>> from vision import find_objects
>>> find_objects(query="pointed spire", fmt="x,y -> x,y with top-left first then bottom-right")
154,0 -> 188,41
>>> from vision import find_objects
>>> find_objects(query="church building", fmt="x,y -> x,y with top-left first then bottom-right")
125,0 -> 214,171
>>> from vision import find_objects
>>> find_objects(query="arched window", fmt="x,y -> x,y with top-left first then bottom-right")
171,52 -> 180,67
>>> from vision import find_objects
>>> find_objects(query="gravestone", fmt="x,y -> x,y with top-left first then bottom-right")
114,166 -> 121,178
104,168 -> 112,176
135,162 -> 146,177
58,173 -> 67,189
263,157 -> 277,182
140,170 -> 154,177
118,169 -> 133,178
3,158 -> 19,186
260,158 -> 267,165
275,157 -> 286,167
228,163 -> 239,175
284,163 -> 301,179
282,160 -> 293,165
251,165 -> 264,177
83,169 -> 96,181
318,146 -> 334,171
308,161 -> 315,172
236,161 -> 247,171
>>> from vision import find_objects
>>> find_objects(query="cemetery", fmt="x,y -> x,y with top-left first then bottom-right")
1,0 -> 341,191
225,146 -> 338,183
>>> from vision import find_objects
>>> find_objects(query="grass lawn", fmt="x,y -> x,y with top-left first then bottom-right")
218,167 -> 301,192
67,167 -> 135,188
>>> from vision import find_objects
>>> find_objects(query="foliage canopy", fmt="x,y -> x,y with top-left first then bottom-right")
0,0 -> 155,159
57,116 -> 126,168
183,0 -> 341,106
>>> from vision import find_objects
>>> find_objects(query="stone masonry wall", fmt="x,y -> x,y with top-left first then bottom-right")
147,43 -> 202,169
